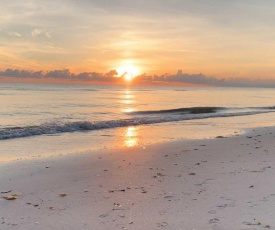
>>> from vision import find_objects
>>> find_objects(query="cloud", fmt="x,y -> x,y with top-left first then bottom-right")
135,70 -> 275,88
0,69 -> 43,78
31,29 -> 42,37
45,32 -> 51,38
8,32 -> 22,37
0,68 -> 120,83
1,68 -> 275,87
31,29 -> 51,38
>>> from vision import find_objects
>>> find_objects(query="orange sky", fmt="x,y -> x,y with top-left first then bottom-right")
1,1 -> 275,80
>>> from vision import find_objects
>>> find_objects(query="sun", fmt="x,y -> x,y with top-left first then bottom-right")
117,64 -> 139,82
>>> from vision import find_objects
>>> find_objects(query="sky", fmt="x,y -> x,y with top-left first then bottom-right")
1,0 -> 275,85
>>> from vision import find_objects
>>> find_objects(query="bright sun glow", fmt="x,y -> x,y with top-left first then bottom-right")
117,64 -> 139,82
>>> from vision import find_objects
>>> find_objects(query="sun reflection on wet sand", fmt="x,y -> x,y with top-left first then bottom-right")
125,126 -> 138,147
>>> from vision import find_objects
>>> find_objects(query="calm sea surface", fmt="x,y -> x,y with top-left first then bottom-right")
1,82 -> 275,162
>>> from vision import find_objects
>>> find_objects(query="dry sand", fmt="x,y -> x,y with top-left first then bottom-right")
1,127 -> 275,230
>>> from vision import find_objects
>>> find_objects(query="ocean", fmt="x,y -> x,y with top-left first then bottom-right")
1,82 -> 275,162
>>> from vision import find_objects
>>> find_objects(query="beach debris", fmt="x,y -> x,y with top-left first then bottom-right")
257,222 -> 262,225
153,172 -> 166,178
113,203 -> 125,211
164,195 -> 174,200
157,172 -> 166,177
99,213 -> 109,218
216,136 -> 224,138
243,221 -> 253,226
188,173 -> 196,176
250,170 -> 264,173
208,210 -> 217,214
182,149 -> 190,153
2,194 -> 18,200
114,203 -> 122,208
244,219 -> 269,227
99,204 -> 125,218
157,222 -> 168,227
1,190 -> 12,194
217,204 -> 227,208
109,189 -> 126,193
249,185 -> 254,188
209,218 -> 220,224
59,193 -> 67,197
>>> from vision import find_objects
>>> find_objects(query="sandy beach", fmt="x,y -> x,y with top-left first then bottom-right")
1,126 -> 275,230
3,1 -> 275,229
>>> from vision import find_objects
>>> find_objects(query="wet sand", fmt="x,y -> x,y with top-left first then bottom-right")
1,127 -> 275,230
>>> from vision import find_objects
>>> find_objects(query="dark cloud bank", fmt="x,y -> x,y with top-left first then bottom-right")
1,68 -> 275,88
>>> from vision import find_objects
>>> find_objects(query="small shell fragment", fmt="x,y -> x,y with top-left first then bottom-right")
3,195 -> 18,200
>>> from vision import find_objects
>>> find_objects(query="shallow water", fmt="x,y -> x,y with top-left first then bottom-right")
1,82 -> 275,162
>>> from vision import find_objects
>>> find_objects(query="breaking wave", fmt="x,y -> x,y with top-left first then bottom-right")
1,106 -> 275,140
130,107 -> 224,115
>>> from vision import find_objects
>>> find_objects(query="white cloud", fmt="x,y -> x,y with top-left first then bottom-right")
31,29 -> 51,39
31,29 -> 42,37
45,32 -> 51,38
8,32 -> 22,37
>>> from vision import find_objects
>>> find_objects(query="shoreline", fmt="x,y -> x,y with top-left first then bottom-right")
2,111 -> 275,165
1,126 -> 275,229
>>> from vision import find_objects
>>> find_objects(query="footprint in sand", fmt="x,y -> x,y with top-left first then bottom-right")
208,210 -> 217,214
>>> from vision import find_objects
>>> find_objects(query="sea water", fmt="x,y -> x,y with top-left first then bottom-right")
1,82 -> 275,162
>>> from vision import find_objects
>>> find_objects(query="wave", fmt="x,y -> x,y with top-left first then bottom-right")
1,109 -> 274,140
129,106 -> 275,115
129,107 -> 224,115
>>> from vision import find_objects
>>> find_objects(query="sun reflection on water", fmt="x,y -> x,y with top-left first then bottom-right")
121,89 -> 135,113
123,108 -> 134,113
120,89 -> 139,147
